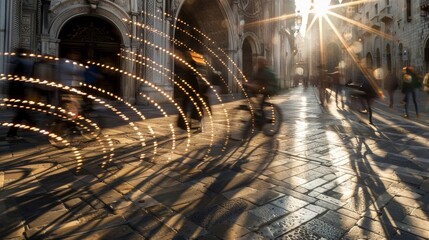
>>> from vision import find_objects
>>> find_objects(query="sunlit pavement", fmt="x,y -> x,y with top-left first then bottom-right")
1,86 -> 429,239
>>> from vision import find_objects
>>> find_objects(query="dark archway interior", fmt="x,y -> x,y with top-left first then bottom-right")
386,44 -> 392,72
242,38 -> 254,81
174,0 -> 229,97
376,48 -> 381,68
59,16 -> 122,96
425,40 -> 429,68
366,52 -> 373,69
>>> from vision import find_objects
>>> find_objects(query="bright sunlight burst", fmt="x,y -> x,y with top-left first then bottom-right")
313,0 -> 331,16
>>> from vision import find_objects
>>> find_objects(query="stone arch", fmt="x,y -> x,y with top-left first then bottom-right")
386,43 -> 392,72
242,34 -> 260,81
366,52 -> 373,69
375,48 -> 381,68
46,0 -> 135,101
58,15 -> 122,95
49,1 -> 130,48
173,0 -> 237,46
173,0 -> 236,93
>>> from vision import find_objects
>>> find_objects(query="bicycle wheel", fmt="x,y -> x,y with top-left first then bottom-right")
48,121 -> 72,149
261,103 -> 282,136
229,104 -> 252,141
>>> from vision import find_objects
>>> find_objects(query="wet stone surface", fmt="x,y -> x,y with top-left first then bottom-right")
2,87 -> 429,239
302,218 -> 345,240
276,225 -> 323,240
258,208 -> 318,238
248,203 -> 289,224
270,195 -> 309,212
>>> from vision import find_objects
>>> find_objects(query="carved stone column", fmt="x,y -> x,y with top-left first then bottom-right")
138,0 -> 173,104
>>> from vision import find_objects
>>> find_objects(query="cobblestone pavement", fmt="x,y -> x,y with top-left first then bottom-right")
1,86 -> 429,239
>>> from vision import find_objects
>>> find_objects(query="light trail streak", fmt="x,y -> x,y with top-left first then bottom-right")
323,15 -> 385,99
129,13 -> 264,148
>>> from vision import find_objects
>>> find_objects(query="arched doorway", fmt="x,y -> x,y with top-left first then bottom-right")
386,44 -> 392,72
242,37 -> 254,81
58,16 -> 122,96
399,43 -> 404,67
366,52 -> 373,69
174,0 -> 230,96
424,39 -> 429,71
173,7 -> 204,99
375,48 -> 381,68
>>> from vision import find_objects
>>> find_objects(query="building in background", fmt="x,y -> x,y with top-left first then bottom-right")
0,0 -> 299,103
300,0 -> 429,90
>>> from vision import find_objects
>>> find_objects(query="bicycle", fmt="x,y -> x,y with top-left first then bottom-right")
230,87 -> 282,140
48,93 -> 101,149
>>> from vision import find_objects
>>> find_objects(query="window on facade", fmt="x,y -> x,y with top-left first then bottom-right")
406,0 -> 411,22
375,4 -> 378,14
386,44 -> 392,72
425,40 -> 429,62
376,48 -> 381,68
366,12 -> 369,20
386,0 -> 390,6
399,44 -> 403,67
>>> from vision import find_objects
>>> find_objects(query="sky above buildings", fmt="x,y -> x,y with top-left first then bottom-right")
294,0 -> 333,36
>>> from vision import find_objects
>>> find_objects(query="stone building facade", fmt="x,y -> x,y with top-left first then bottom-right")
341,0 -> 429,84
301,0 -> 429,88
0,0 -> 297,103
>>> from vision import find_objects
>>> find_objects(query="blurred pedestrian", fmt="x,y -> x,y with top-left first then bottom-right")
175,50 -> 201,130
401,66 -> 421,118
33,56 -> 57,105
57,57 -> 85,88
5,48 -> 37,140
250,56 -> 278,128
303,75 -> 309,88
347,69 -> 378,125
204,70 -> 222,112
358,69 -> 378,125
317,65 -> 330,106
423,72 -> 429,94
293,74 -> 300,88
384,71 -> 399,108
56,54 -> 86,116
329,69 -> 345,108
83,63 -> 103,113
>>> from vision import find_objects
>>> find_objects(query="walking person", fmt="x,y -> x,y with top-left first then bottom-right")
329,69 -> 345,108
82,63 -> 103,113
358,69 -> 378,125
317,65 -> 330,106
175,50 -> 201,130
384,71 -> 399,108
251,56 -> 278,127
347,68 -> 378,125
401,66 -> 421,118
5,48 -> 37,140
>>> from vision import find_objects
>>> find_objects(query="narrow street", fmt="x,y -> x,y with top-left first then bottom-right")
1,86 -> 428,239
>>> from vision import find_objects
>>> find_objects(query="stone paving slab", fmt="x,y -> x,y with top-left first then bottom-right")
1,87 -> 429,239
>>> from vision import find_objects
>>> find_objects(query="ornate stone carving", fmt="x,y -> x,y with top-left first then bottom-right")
238,0 -> 261,18
172,0 -> 181,16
